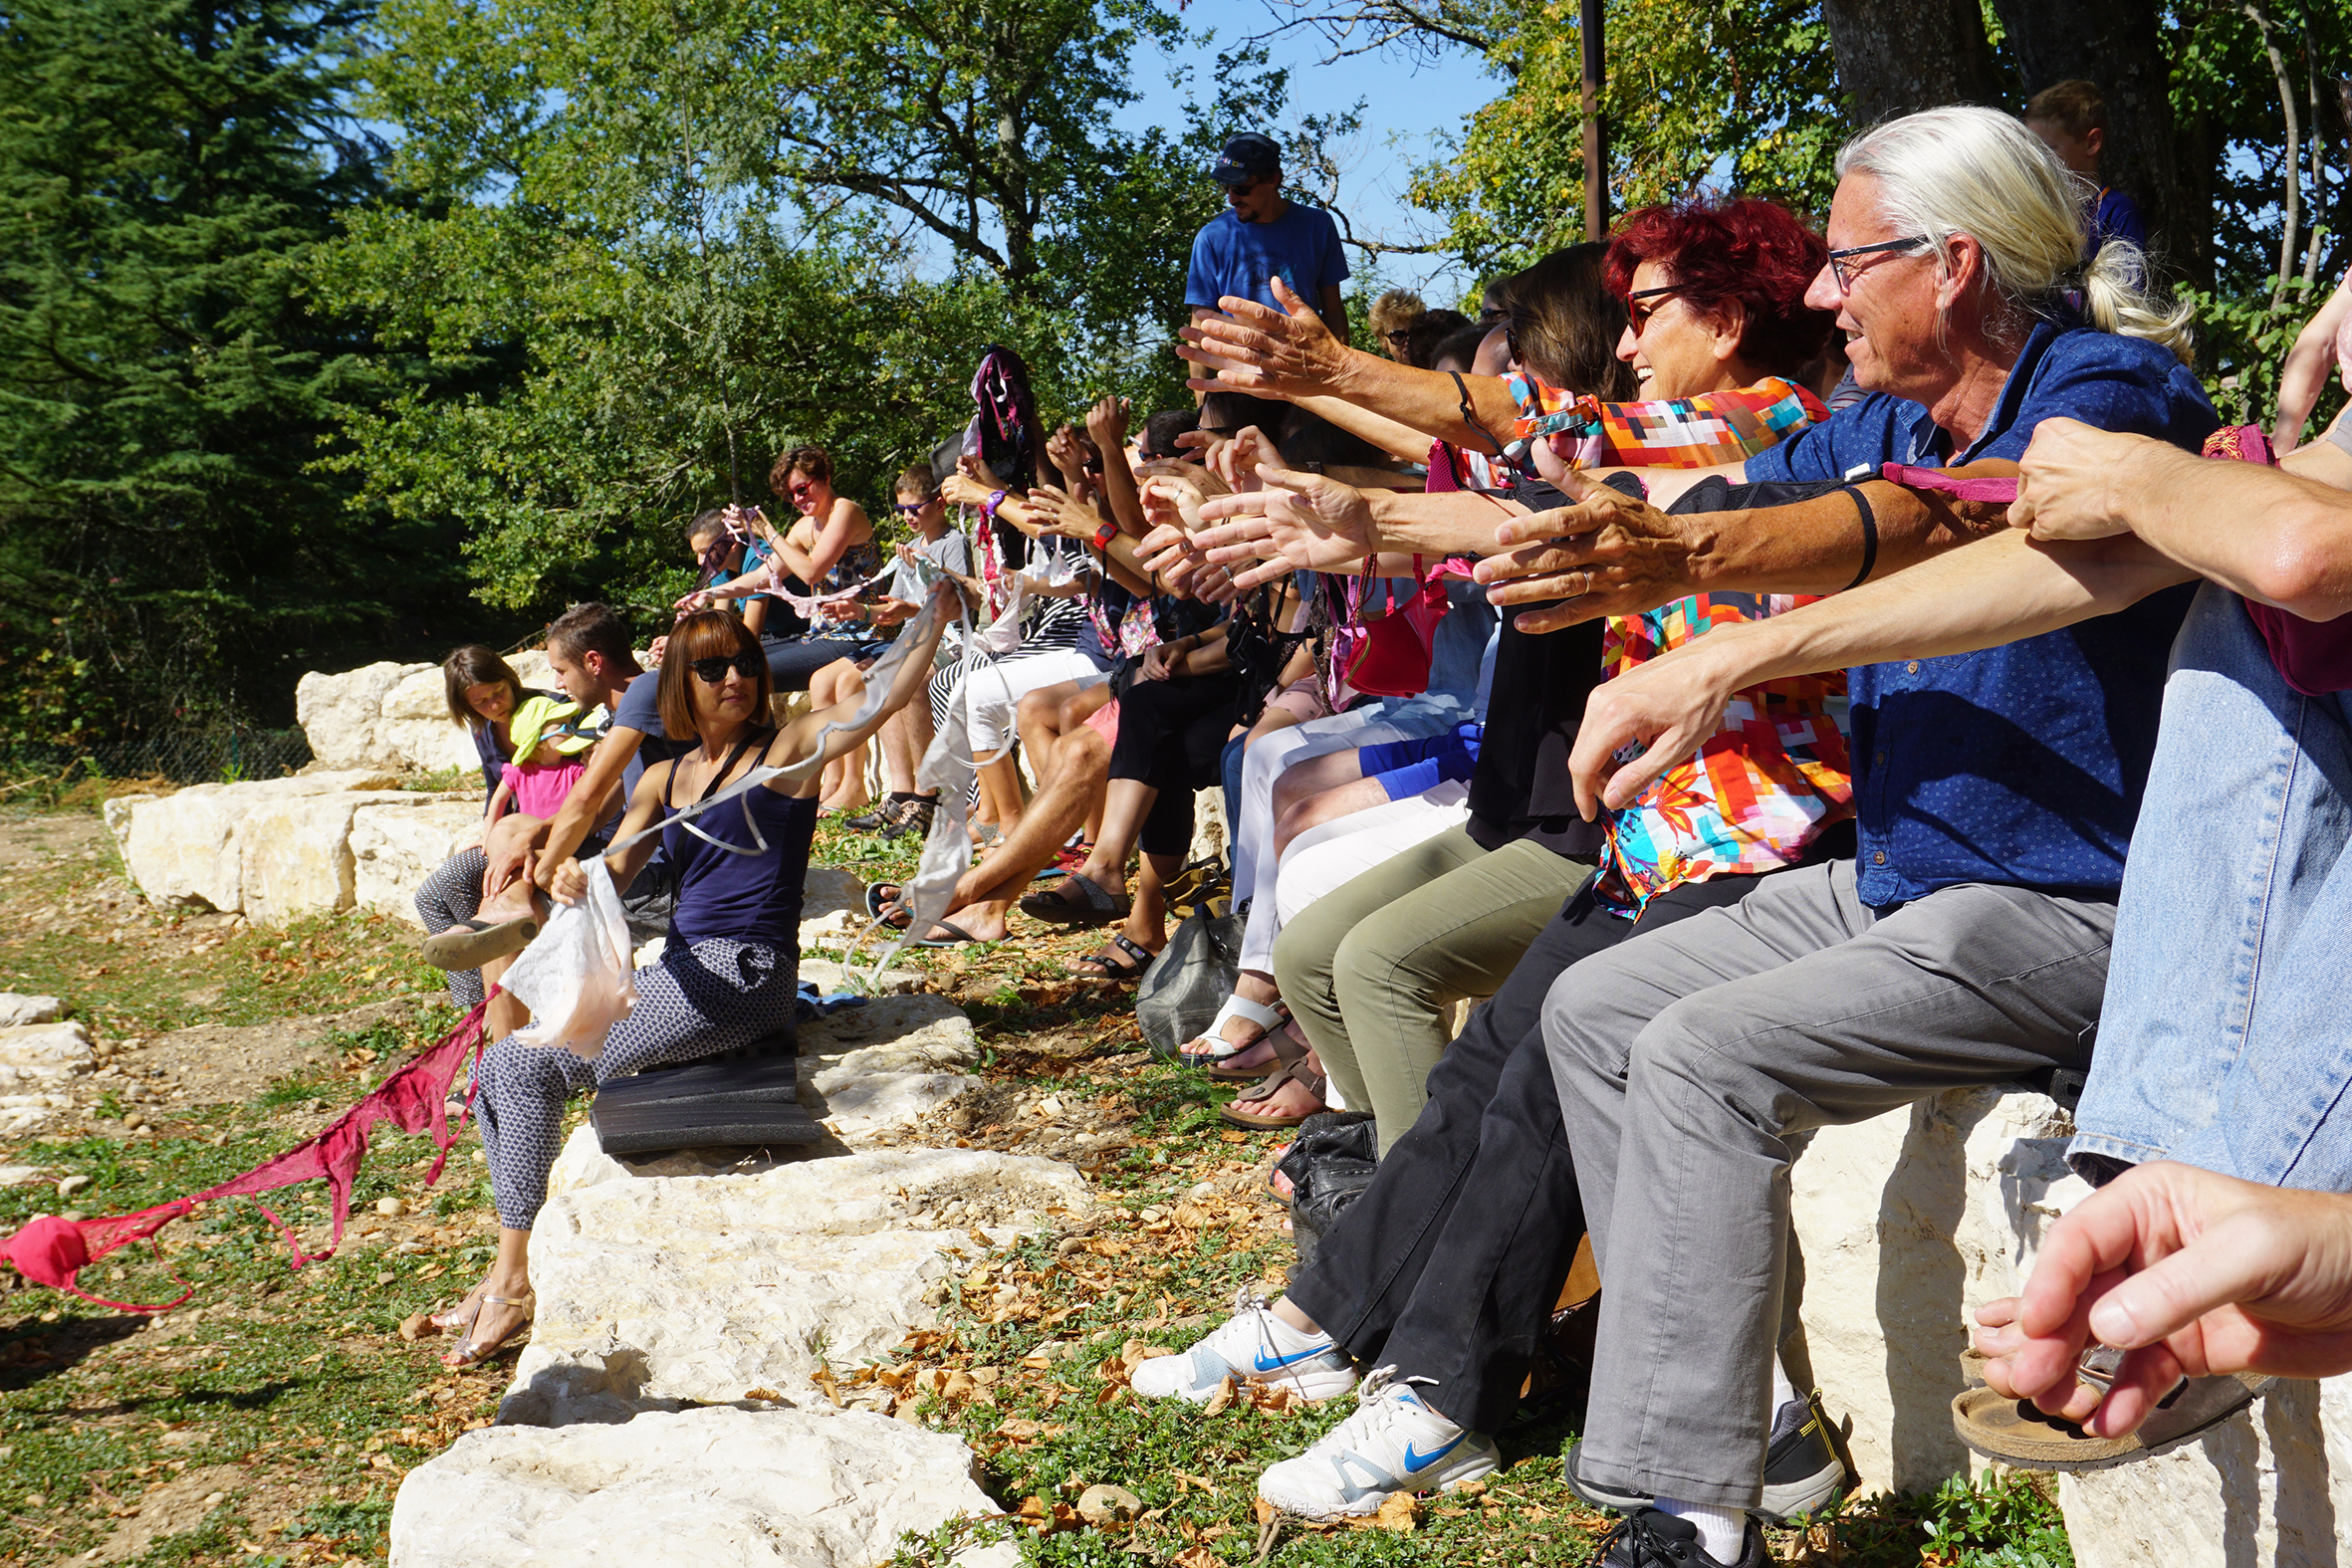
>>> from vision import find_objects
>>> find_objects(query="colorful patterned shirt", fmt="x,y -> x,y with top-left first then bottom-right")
1500,374 -> 1855,912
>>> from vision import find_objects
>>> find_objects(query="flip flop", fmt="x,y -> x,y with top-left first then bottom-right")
1069,932 -> 1155,983
1019,873 -> 1129,928
912,920 -> 987,949
1950,1369 -> 2275,1471
420,913 -> 540,971
1218,1058 -> 1329,1131
864,882 -> 912,932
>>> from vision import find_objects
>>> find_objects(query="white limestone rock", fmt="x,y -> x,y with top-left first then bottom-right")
2057,1376 -> 2352,1568
0,995 -> 61,1027
1787,1085 -> 2073,1497
543,1125 -> 808,1206
106,772 -> 403,913
240,790 -> 419,927
0,1020 -> 92,1096
352,796 -> 484,924
297,661 -> 419,769
377,665 -> 486,776
500,1147 -> 1087,1427
801,995 -> 983,1142
388,1405 -> 1018,1568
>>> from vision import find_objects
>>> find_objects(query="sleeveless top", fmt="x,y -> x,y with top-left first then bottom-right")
659,734 -> 819,950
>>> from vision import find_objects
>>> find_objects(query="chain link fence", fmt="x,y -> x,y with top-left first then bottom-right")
0,728 -> 314,791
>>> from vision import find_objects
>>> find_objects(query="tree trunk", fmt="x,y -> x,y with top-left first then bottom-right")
1989,0 -> 2204,286
1819,0 -> 2002,124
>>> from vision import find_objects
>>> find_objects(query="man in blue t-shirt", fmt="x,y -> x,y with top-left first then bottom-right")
1185,131 -> 1351,342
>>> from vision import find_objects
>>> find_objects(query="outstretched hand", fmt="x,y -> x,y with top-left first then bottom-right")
1471,468 -> 1710,631
1563,631 -> 1754,819
1177,277 -> 1352,400
2006,417 -> 2140,542
1972,1163 -> 2352,1438
1195,462 -> 1378,590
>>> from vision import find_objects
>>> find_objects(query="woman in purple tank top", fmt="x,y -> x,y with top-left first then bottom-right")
441,591 -> 953,1368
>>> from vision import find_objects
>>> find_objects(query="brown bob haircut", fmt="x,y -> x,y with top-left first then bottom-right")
442,645 -> 526,730
656,608 -> 772,743
769,445 -> 832,495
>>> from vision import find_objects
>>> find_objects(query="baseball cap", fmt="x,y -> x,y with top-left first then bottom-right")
1211,132 -> 1282,186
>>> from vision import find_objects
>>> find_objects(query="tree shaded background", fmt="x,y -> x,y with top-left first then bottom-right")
0,0 -> 2342,746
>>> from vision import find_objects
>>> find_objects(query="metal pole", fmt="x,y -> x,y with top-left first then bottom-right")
1580,0 -> 1607,242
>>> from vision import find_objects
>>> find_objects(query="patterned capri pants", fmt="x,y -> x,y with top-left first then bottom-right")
415,848 -> 491,1010
469,937 -> 793,1230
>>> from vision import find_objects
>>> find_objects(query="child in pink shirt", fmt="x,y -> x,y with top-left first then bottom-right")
484,695 -> 598,825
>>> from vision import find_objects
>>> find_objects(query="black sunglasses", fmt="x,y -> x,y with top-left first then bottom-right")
894,499 -> 928,514
688,649 -> 764,684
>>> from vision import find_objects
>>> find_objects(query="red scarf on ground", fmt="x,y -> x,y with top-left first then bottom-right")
0,1004 -> 489,1312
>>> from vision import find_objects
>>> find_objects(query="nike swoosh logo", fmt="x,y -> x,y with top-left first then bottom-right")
1402,1433 -> 1465,1470
1253,1346 -> 1326,1372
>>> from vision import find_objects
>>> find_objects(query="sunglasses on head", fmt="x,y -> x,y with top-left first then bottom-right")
688,649 -> 764,684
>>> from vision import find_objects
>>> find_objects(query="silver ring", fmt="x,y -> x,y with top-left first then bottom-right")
2076,1342 -> 2127,1395
1565,568 -> 1592,599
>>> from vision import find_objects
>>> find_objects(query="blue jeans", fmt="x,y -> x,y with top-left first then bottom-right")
2072,583 -> 2352,1190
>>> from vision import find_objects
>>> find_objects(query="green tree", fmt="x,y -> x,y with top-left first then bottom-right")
325,0 -> 1295,626
0,0 -> 484,740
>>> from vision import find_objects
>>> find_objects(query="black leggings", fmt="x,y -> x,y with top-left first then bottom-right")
1108,673 -> 1241,856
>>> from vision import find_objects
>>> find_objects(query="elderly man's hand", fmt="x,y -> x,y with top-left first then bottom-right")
1564,628 -> 1756,818
2008,417 -> 2146,542
1177,277 -> 1352,400
1473,470 -> 1711,631
1972,1162 -> 2352,1438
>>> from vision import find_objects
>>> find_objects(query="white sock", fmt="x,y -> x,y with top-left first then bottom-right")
1769,1352 -> 1796,1414
1656,1498 -> 1747,1563
1264,1302 -> 1330,1348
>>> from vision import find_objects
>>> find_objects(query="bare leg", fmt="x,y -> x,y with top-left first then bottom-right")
812,659 -> 871,812
906,732 -> 1109,942
976,753 -> 1025,838
1066,777 -> 1157,910
1272,777 -> 1394,860
443,1225 -> 534,1366
1270,747 -> 1371,821
878,701 -> 932,797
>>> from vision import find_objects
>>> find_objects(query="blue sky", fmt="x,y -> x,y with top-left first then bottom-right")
1112,0 -> 1507,302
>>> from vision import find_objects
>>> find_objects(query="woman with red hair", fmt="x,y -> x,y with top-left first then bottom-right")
1139,194 -> 1858,1526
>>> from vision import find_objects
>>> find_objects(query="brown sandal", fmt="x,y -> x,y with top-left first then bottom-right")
1950,1368 -> 2274,1471
1218,1058 -> 1328,1131
1205,1020 -> 1306,1084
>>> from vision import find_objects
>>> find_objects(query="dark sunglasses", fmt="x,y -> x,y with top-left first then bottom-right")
688,649 -> 764,684
895,499 -> 928,514
1384,328 -> 1413,344
1626,282 -> 1687,334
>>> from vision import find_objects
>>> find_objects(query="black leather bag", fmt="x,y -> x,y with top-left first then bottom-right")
1136,906 -> 1245,1061
1276,1112 -> 1378,1269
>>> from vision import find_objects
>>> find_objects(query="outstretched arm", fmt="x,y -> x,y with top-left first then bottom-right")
551,763 -> 669,905
772,582 -> 956,793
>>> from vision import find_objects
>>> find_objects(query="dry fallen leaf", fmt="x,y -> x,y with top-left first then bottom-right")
1200,1376 -> 1236,1418
1345,1493 -> 1419,1534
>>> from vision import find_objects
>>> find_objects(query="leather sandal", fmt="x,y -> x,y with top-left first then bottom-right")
420,913 -> 541,971
1070,932 -> 1154,982
1204,1019 -> 1305,1084
1218,1058 -> 1328,1131
1951,1361 -> 2274,1471
1178,994 -> 1289,1074
1019,873 -> 1129,928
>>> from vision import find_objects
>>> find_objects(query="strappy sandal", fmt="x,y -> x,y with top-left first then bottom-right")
442,1289 -> 536,1368
420,913 -> 541,971
428,1284 -> 485,1332
1218,1058 -> 1328,1131
1178,995 -> 1291,1073
1951,1359 -> 2275,1471
1019,874 -> 1129,928
1070,932 -> 1154,983
1205,1022 -> 1305,1084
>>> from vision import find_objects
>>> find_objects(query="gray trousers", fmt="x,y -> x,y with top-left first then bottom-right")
1542,859 -> 2113,1510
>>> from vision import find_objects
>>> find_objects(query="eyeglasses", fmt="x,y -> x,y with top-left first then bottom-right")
1625,282 -> 1686,335
688,649 -> 764,684
1384,329 -> 1413,345
1826,235 -> 1930,293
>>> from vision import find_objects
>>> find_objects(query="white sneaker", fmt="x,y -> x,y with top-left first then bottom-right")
1257,1367 -> 1500,1519
1129,1289 -> 1359,1405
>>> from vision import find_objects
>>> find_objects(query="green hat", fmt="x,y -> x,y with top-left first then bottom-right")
509,695 -> 596,760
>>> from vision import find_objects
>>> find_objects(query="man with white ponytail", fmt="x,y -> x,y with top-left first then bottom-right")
1519,106 -> 2220,1568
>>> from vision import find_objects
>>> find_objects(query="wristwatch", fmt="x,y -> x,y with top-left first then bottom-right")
1093,520 -> 1119,550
